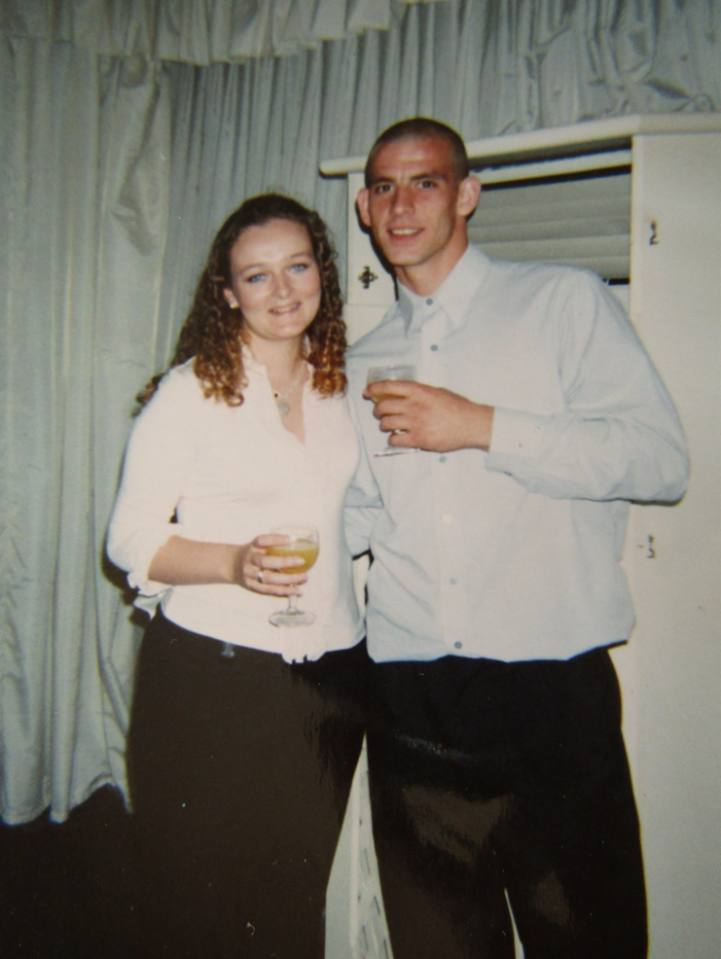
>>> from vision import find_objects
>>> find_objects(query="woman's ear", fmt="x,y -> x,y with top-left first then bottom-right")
223,287 -> 239,309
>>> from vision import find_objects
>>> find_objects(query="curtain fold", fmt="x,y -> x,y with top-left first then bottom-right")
0,37 -> 171,822
0,0 -> 719,823
0,0 -> 442,63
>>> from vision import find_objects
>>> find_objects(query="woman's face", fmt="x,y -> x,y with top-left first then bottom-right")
223,218 -> 321,350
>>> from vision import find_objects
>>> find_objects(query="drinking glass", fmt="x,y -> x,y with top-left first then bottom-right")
366,364 -> 419,456
267,525 -> 319,627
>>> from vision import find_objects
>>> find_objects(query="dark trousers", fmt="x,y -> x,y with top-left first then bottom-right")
366,648 -> 647,959
127,611 -> 367,959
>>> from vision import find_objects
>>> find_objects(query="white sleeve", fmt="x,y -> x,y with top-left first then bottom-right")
106,368 -> 204,595
343,387 -> 383,557
486,271 -> 690,502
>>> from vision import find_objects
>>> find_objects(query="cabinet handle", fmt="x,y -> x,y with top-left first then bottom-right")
649,221 -> 659,245
359,265 -> 378,289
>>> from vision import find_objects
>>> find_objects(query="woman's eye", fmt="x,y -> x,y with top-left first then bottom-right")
246,273 -> 265,283
290,262 -> 309,273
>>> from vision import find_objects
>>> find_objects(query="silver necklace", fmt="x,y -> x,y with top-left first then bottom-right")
272,365 -> 304,417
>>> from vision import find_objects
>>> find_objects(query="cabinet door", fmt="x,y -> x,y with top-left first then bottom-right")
624,132 -> 721,959
343,172 -> 396,346
346,173 -> 396,304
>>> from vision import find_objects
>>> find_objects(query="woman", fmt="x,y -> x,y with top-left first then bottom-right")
107,194 -> 366,959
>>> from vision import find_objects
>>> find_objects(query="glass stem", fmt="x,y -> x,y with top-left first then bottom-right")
287,594 -> 298,614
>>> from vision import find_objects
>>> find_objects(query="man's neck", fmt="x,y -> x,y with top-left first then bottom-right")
395,237 -> 469,298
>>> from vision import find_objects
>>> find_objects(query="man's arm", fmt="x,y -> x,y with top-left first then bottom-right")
364,276 -> 689,504
483,274 -> 690,503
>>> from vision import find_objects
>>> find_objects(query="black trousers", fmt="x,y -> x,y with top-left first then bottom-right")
127,611 -> 367,959
366,648 -> 647,959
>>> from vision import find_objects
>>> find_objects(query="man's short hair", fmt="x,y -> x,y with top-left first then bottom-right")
364,117 -> 470,187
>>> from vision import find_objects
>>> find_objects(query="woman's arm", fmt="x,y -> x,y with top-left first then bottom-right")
108,368 -> 304,598
148,533 -> 306,597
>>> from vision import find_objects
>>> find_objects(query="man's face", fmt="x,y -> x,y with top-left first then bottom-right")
357,135 -> 480,293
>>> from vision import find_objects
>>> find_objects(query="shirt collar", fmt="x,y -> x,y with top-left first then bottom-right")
398,244 -> 491,334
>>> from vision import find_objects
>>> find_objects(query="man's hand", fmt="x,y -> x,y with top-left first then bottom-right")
364,380 -> 494,453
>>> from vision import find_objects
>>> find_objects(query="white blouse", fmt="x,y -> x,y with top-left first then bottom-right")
107,355 -> 363,663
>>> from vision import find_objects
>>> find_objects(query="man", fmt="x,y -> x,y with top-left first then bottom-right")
344,118 -> 689,959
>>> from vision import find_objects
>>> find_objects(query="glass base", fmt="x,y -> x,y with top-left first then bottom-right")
269,609 -> 315,627
374,446 -> 419,457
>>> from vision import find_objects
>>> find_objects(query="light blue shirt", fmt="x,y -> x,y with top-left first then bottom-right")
345,245 -> 689,664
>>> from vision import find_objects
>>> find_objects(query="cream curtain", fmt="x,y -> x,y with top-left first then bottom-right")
0,0 -> 718,823
0,40 -> 170,821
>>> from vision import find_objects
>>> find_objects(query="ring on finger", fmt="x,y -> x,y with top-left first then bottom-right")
257,570 -> 264,583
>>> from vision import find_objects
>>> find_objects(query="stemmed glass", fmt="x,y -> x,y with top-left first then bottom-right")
267,525 -> 319,627
366,364 -> 419,456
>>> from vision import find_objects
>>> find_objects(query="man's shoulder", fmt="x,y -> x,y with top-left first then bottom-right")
476,248 -> 611,308
481,246 -> 603,284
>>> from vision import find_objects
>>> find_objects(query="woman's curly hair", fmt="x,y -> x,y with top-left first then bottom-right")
137,193 -> 347,409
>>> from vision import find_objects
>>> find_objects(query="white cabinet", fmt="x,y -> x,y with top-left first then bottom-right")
623,130 -> 721,959
323,114 -> 721,959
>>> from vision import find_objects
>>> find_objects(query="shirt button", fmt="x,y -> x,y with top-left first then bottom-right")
426,298 -> 433,306
442,513 -> 453,525
439,455 -> 447,463
450,577 -> 457,585
430,344 -> 438,351
454,641 -> 463,650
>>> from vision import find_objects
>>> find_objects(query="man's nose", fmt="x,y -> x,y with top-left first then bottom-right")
390,184 -> 413,214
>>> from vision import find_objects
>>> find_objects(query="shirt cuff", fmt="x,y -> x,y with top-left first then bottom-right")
489,407 -> 550,461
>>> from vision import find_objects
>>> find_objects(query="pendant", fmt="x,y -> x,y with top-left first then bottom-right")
276,398 -> 291,417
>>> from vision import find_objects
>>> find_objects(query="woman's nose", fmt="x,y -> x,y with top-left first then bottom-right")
274,272 -> 291,297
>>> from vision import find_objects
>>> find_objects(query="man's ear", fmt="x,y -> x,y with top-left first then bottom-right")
356,187 -> 372,229
457,175 -> 481,218
223,287 -> 239,309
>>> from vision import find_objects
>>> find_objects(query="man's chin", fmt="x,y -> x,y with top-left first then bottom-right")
377,246 -> 426,269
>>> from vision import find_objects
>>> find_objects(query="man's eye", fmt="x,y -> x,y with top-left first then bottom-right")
373,184 -> 391,195
418,179 -> 437,189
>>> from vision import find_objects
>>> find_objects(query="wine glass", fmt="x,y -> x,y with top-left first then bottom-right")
366,364 -> 419,456
267,525 -> 319,627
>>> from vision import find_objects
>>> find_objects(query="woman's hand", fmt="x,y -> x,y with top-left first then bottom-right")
231,534 -> 307,596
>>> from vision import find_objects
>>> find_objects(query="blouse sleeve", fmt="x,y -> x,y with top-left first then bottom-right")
106,366 -> 204,596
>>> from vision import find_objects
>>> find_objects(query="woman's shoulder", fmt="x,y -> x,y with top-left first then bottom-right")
154,359 -> 205,400
138,360 -> 209,425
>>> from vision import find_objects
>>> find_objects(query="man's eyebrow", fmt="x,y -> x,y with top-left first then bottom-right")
367,171 -> 448,186
366,174 -> 393,186
410,172 -> 447,183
